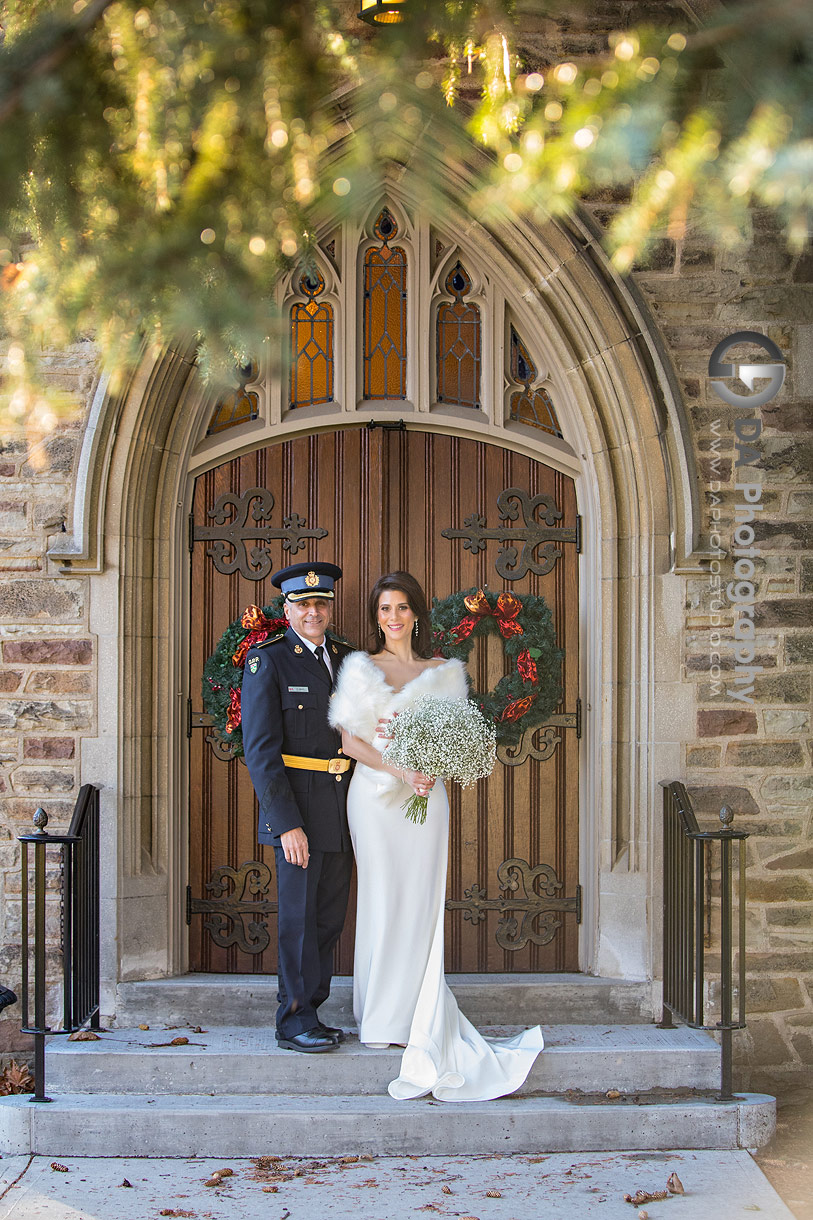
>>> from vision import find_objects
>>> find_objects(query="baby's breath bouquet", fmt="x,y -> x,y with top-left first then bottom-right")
381,695 -> 497,824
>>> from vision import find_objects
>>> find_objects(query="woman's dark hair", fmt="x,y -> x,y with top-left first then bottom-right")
368,571 -> 433,658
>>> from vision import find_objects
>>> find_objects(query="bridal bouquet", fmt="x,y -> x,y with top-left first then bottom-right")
381,695 -> 497,824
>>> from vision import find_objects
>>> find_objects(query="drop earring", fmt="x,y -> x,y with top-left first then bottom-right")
413,621 -> 419,638
378,624 -> 384,639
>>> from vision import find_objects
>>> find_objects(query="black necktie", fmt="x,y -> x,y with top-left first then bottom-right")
314,644 -> 332,686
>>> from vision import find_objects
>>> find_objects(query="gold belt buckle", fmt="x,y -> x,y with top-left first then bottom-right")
327,757 -> 346,774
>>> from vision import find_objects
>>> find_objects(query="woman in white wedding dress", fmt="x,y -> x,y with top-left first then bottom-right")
328,571 -> 544,1102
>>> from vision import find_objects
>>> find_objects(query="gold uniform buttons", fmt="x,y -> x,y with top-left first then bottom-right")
337,748 -> 343,755
335,775 -> 343,783
298,704 -> 303,710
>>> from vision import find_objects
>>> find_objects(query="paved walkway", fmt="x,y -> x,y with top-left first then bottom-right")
0,1150 -> 796,1219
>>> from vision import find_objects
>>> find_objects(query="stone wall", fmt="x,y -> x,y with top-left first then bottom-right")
627,219 -> 813,1092
0,342 -> 99,1057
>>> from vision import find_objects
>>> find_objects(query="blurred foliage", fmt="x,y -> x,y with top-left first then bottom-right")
0,0 -> 811,427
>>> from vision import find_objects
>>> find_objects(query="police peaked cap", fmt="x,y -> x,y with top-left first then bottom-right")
272,561 -> 343,601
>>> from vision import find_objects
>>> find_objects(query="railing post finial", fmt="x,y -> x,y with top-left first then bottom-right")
32,808 -> 49,836
719,804 -> 734,829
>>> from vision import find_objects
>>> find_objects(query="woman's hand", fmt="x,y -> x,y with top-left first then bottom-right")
401,768 -> 435,798
375,714 -> 397,740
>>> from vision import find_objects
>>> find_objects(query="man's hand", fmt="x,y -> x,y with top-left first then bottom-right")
280,826 -> 310,868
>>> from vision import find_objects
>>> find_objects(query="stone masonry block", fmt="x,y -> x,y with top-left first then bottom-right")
0,672 -> 22,692
686,785 -> 759,817
785,634 -> 813,666
724,742 -> 805,768
764,709 -> 810,735
0,580 -> 83,622
787,1014 -> 813,1065
0,701 -> 91,731
24,671 -> 93,694
686,746 -> 720,767
752,674 -> 811,704
742,1017 -> 793,1067
766,905 -> 813,929
0,502 -> 27,532
3,639 -> 92,665
23,737 -> 75,759
21,436 -> 77,478
697,710 -> 758,736
762,400 -> 812,432
761,775 -> 813,801
748,876 -> 813,903
765,846 -> 813,871
10,768 -> 76,793
745,976 -> 806,1013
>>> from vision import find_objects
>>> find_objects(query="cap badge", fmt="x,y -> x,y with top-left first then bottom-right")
247,656 -> 260,674
305,570 -> 319,588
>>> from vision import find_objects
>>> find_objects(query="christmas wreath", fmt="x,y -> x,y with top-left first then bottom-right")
432,588 -> 563,746
203,587 -> 563,755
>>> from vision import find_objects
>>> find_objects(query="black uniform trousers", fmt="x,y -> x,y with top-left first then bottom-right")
274,844 -> 354,1038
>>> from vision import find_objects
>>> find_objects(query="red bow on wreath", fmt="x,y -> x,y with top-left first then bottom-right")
452,589 -> 525,643
226,605 -> 287,734
231,605 -> 287,668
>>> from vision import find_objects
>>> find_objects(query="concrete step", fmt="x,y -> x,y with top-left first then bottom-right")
46,1024 -> 721,1097
114,974 -> 655,1028
0,1091 -> 776,1157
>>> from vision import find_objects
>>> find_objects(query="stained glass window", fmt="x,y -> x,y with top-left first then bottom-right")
509,328 -> 563,437
207,362 -> 260,435
436,262 -> 481,409
290,269 -> 334,409
363,208 -> 407,399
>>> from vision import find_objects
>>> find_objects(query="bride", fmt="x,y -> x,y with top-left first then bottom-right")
329,571 -> 544,1102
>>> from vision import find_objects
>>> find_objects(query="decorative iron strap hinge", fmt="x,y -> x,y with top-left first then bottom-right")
186,698 -> 193,739
442,488 -> 579,580
185,884 -> 192,926
444,858 -> 580,951
188,512 -> 195,553
576,514 -> 582,553
367,419 -> 406,431
576,696 -> 582,740
192,487 -> 328,580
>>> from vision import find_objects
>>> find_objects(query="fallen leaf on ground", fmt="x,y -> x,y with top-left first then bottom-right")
119,1178 -> 133,1188
158,1211 -> 196,1217
262,1186 -> 279,1193
204,1177 -> 222,1187
486,1190 -> 502,1197
68,1030 -> 100,1041
638,1211 -> 649,1219
625,1189 -> 668,1205
442,1185 -> 452,1194
340,1156 -> 359,1163
667,1172 -> 685,1195
148,1037 -> 202,1047
50,1163 -> 69,1172
214,1168 -> 234,1178
0,1062 -> 34,1095
138,1024 -> 150,1030
606,1089 -> 621,1099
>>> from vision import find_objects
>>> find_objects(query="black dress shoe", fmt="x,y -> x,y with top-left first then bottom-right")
276,1028 -> 338,1053
317,1022 -> 346,1043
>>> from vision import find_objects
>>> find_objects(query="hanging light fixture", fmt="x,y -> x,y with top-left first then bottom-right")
358,0 -> 406,25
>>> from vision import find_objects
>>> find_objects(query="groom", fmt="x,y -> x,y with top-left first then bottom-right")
240,561 -> 355,1052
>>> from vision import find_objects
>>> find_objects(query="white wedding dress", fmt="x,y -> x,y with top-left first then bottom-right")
329,651 -> 544,1102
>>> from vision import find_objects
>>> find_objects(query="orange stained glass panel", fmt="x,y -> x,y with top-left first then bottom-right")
290,299 -> 334,408
437,263 -> 480,408
363,244 -> 407,399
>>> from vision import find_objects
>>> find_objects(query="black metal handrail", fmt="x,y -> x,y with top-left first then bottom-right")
18,784 -> 100,1102
660,780 -> 747,1101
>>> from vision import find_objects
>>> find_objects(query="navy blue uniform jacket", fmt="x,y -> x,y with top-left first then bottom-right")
240,627 -> 354,852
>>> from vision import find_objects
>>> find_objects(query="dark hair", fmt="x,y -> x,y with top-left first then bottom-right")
368,571 -> 433,659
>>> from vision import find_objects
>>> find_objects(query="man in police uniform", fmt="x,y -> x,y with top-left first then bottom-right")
240,561 -> 354,1053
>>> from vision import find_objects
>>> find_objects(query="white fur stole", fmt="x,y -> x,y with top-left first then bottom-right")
329,652 -> 469,744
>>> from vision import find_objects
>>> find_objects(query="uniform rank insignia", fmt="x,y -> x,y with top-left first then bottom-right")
247,656 -> 260,673
331,644 -> 338,654
288,686 -> 309,693
294,644 -> 304,654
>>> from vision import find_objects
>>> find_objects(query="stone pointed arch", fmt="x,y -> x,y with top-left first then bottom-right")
57,189 -> 699,1003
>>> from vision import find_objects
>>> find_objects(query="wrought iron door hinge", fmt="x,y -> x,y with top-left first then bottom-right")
576,884 -> 583,924
188,512 -> 195,552
575,514 -> 582,553
186,698 -> 193,739
367,419 -> 406,431
576,697 -> 582,740
185,885 -> 192,926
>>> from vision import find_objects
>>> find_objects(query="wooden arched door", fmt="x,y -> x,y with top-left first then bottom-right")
188,427 -> 580,973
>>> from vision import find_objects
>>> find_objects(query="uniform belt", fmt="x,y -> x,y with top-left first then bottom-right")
282,754 -> 351,775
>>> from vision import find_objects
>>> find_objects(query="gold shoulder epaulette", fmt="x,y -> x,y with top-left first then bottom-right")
255,632 -> 285,649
